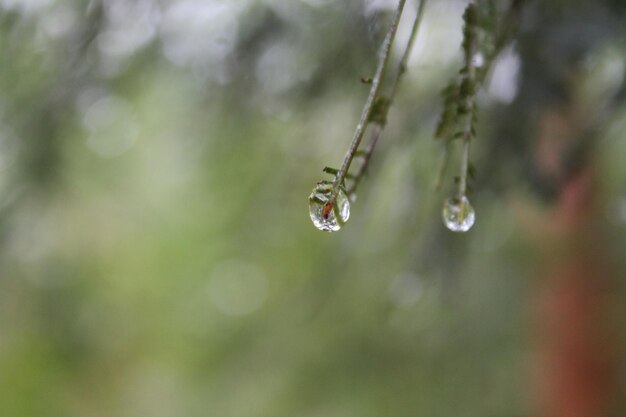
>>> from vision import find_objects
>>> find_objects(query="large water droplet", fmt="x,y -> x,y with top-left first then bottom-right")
442,195 -> 475,232
308,183 -> 350,232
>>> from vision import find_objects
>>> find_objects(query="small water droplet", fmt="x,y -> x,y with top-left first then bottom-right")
442,195 -> 475,232
472,52 -> 485,68
308,183 -> 350,232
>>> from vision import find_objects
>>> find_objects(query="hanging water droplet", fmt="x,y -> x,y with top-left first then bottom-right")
308,183 -> 350,232
442,195 -> 475,232
472,51 -> 485,68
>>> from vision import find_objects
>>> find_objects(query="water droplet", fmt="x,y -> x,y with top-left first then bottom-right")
472,52 -> 485,68
442,195 -> 475,232
308,183 -> 350,232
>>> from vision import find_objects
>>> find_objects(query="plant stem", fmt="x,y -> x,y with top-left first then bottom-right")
458,129 -> 472,197
332,0 -> 407,199
346,0 -> 428,197
346,124 -> 382,196
389,0 -> 427,100
436,0 -> 525,193
458,6 -> 477,198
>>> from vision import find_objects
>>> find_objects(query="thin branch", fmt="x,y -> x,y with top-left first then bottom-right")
458,0 -> 526,196
346,124 -> 382,196
389,0 -> 427,100
435,0 -> 525,192
332,0 -> 407,199
458,128 -> 473,197
346,0 -> 428,196
457,5 -> 478,198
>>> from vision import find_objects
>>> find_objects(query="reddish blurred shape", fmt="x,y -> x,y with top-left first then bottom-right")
535,168 -> 621,417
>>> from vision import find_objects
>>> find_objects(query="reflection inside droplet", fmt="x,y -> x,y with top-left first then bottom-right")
442,195 -> 475,232
308,183 -> 350,232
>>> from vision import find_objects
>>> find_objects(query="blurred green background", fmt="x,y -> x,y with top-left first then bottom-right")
0,0 -> 624,416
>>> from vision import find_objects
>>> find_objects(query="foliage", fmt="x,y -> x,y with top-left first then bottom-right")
0,1 -> 624,416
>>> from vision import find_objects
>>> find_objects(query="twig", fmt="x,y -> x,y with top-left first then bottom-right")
458,7 -> 477,198
389,0 -> 427,100
346,125 -> 382,196
434,0 -> 525,192
332,0 -> 408,199
346,0 -> 428,196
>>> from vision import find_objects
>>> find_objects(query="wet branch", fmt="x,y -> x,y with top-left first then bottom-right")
346,0 -> 428,197
331,0 -> 408,199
